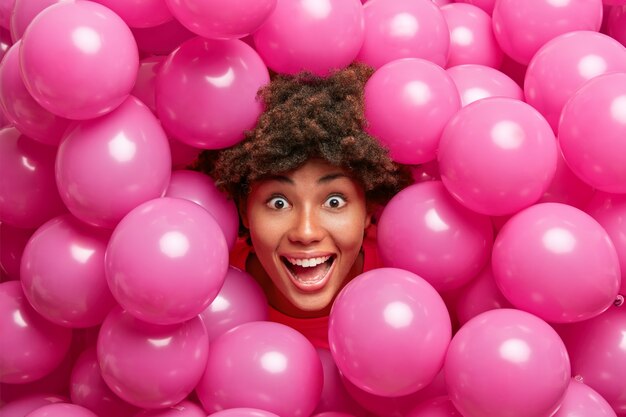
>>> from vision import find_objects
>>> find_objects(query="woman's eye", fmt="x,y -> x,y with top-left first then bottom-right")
267,197 -> 290,210
324,195 -> 347,209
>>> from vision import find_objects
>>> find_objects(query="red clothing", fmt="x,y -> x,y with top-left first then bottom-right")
228,228 -> 382,348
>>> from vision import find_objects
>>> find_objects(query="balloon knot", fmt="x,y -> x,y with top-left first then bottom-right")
614,294 -> 624,307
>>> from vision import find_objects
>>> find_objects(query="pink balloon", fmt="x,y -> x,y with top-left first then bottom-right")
329,268 -> 451,397
131,18 -> 194,57
341,371 -> 448,417
406,396 -> 462,417
208,410 -> 281,417
498,53 -> 527,87
453,0 -> 495,14
166,0 -> 275,39
199,266 -> 268,341
0,281 -> 72,384
24,403 -> 98,417
364,58 -> 461,165
559,72 -> 626,193
90,0 -> 173,28
585,192 -> 626,295
0,27 -> 9,61
446,64 -> 523,106
524,31 -> 626,132
410,160 -> 441,183
105,197 -> 228,325
493,202 -> 621,323
69,346 -> 140,417
607,6 -> 626,47
440,3 -> 502,68
0,0 -> 15,29
20,214 -> 117,327
357,0 -> 449,69
156,37 -> 269,149
445,308 -> 571,417
0,41 -> 69,146
0,222 -> 33,281
131,55 -> 166,114
9,0 -> 69,42
431,0 -> 452,6
19,1 -> 138,120
252,0 -> 364,75
438,97 -> 558,216
492,0 -> 603,65
538,149 -> 596,210
168,137 -> 201,170
376,181 -> 493,291
165,170 -> 239,250
133,400 -> 207,417
558,306 -> 626,414
97,307 -> 208,409
313,348 -> 370,415
196,321 -> 323,417
553,379 -> 617,417
0,127 -> 66,230
56,96 -> 171,229
454,264 -> 512,326
0,394 -> 66,417
312,413 -> 355,417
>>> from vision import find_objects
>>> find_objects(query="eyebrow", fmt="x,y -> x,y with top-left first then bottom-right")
265,173 -> 348,185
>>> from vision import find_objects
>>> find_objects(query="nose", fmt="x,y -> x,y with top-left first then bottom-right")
287,205 -> 325,245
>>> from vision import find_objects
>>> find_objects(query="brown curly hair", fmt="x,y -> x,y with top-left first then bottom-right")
194,63 -> 412,217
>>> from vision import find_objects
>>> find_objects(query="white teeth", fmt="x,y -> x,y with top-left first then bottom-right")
286,256 -> 331,268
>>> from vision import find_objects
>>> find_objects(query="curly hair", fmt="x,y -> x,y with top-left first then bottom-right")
194,63 -> 412,214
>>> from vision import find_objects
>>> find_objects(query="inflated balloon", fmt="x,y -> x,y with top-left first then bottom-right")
165,0 -> 275,39
0,281 -> 72,384
105,197 -> 228,325
312,413 -> 355,417
0,222 -> 33,281
376,181 -> 493,291
196,321 -> 323,417
0,41 -> 69,145
445,309 -> 571,417
585,192 -> 626,295
70,346 -> 140,417
438,97 -> 558,216
492,0 -> 603,65
252,0 -> 364,75
524,31 -> 626,132
357,0 -> 449,69
538,150 -> 595,210
410,160 -> 441,183
208,409 -> 281,417
440,3 -> 502,68
607,5 -> 626,47
0,393 -> 66,417
0,0 -> 15,29
329,267 -> 451,397
364,58 -> 461,165
131,18 -> 194,56
9,0 -> 70,41
0,127 -> 66,230
446,64 -> 523,107
24,403 -> 98,417
165,170 -> 239,250
454,264 -> 512,326
132,400 -> 206,417
405,396 -> 462,417
313,348 -> 370,415
559,72 -> 626,193
492,203 -> 621,323
131,55 -> 166,115
19,1 -> 138,120
557,306 -> 626,414
169,137 -> 201,170
56,96 -> 171,229
552,379 -> 617,417
199,266 -> 268,341
90,0 -> 173,28
98,307 -> 209,409
21,214 -> 117,327
156,37 -> 269,149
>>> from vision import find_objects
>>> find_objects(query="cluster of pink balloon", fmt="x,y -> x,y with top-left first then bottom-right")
0,0 -> 625,416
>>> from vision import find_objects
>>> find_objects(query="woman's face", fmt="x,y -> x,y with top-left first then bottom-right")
243,159 -> 371,317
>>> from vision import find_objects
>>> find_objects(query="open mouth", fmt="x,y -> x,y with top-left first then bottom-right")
281,255 -> 336,292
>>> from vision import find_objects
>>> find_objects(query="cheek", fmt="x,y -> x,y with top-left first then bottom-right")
327,211 -> 368,252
